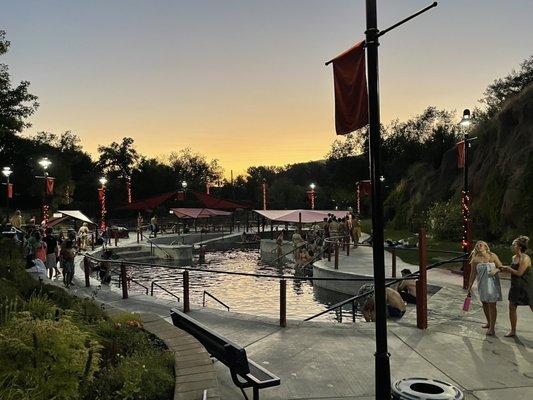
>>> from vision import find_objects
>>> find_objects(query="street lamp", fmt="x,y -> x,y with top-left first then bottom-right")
2,167 -> 13,223
262,179 -> 267,210
308,183 -> 316,210
459,109 -> 472,289
181,181 -> 188,189
98,177 -> 107,234
37,157 -> 53,226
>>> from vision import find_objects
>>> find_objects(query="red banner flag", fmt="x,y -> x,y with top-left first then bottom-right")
457,140 -> 465,168
358,180 -> 372,196
332,41 -> 368,135
7,183 -> 13,199
46,177 -> 55,195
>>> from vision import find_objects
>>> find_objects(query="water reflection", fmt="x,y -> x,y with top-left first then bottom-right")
121,249 -> 364,322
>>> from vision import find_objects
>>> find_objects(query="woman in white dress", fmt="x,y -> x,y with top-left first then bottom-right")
467,241 -> 503,336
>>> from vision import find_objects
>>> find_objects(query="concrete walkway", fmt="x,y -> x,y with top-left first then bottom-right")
63,241 -> 533,400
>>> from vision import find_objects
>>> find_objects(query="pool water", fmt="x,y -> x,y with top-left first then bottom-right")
121,249 -> 364,322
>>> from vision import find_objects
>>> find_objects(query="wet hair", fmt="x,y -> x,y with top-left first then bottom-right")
470,240 -> 491,261
513,236 -> 529,252
401,269 -> 412,275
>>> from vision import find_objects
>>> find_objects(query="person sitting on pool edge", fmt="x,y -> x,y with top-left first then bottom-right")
361,287 -> 407,322
397,268 -> 417,304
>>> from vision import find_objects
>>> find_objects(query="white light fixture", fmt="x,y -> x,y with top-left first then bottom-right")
459,109 -> 471,128
99,177 -> 108,186
2,167 -> 13,178
309,183 -> 316,190
181,181 -> 188,189
379,176 -> 385,182
38,157 -> 52,170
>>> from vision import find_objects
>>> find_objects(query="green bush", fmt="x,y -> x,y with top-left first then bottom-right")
72,298 -> 108,325
24,293 -> 56,320
83,348 -> 174,400
0,314 -> 101,400
427,199 -> 462,241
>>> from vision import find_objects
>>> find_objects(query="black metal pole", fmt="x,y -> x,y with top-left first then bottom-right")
365,1 -> 391,398
5,176 -> 9,224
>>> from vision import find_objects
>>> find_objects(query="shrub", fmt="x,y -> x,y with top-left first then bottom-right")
426,199 -> 462,241
0,314 -> 101,400
25,292 -> 56,320
83,348 -> 174,400
72,298 -> 108,325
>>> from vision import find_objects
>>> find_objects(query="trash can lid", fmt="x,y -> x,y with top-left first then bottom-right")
392,378 -> 464,400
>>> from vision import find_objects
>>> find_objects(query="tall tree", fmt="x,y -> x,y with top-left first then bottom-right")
97,137 -> 140,179
168,148 -> 223,190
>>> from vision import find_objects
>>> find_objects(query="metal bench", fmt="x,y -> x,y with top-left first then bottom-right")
170,309 -> 280,400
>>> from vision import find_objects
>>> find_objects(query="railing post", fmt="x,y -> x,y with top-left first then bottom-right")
416,229 -> 428,330
115,235 -> 118,247
183,270 -> 190,313
83,256 -> 90,288
327,243 -> 331,262
137,229 -> 139,244
346,237 -> 350,256
120,263 -> 128,299
334,242 -> 339,270
280,279 -> 287,327
352,300 -> 356,322
91,233 -> 95,250
150,281 -> 154,296
391,248 -> 397,278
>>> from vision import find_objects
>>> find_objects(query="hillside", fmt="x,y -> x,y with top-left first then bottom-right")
385,83 -> 533,241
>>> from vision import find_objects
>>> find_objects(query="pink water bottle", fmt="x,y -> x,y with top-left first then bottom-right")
463,293 -> 472,311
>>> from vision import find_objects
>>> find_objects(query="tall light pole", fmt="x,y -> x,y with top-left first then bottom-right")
459,109 -> 473,288
308,183 -> 316,210
98,177 -> 108,234
38,157 -> 53,226
262,179 -> 267,210
2,167 -> 13,224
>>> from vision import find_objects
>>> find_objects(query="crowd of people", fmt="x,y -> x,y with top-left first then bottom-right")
4,210 -> 95,288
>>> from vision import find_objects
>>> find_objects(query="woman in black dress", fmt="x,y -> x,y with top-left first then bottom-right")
501,236 -> 532,337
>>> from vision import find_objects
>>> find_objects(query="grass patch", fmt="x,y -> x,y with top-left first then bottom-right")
360,219 -> 514,270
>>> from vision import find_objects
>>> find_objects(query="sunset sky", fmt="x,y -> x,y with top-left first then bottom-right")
3,0 -> 532,176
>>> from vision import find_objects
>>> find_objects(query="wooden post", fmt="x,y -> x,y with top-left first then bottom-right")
391,248 -> 397,278
334,242 -> 339,269
120,263 -> 128,299
83,257 -> 90,288
416,229 -> 428,329
183,270 -> 190,313
280,279 -> 287,327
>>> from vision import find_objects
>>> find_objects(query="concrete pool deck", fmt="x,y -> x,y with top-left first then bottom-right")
66,241 -> 533,400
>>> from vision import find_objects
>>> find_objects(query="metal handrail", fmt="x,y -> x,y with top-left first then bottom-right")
203,290 -> 230,311
84,254 -> 414,282
145,236 -> 173,259
150,281 -> 181,302
304,253 -> 467,321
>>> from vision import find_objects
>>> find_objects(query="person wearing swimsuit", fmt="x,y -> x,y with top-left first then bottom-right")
467,240 -> 504,336
501,236 -> 532,337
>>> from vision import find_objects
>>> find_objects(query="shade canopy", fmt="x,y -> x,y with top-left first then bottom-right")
116,191 -> 179,211
191,191 -> 250,210
254,209 -> 349,223
47,210 -> 95,227
170,208 -> 232,219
